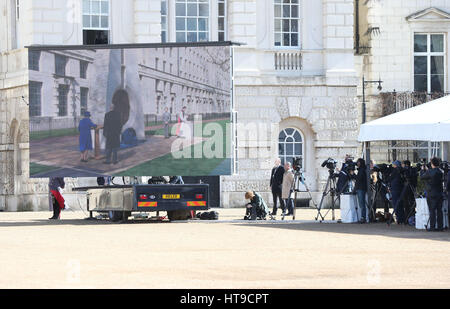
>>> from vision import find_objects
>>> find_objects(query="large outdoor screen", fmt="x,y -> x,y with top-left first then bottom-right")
28,43 -> 233,178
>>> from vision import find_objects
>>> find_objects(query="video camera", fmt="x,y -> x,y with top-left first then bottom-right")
321,158 -> 337,170
292,157 -> 303,173
372,163 -> 393,179
415,158 -> 431,171
440,161 -> 449,174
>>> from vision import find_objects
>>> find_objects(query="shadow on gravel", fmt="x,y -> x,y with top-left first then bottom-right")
0,218 -> 173,227
234,221 -> 450,242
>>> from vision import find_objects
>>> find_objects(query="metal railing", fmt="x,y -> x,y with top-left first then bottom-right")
380,91 -> 450,116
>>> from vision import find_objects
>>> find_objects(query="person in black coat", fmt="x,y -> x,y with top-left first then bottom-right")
388,160 -> 405,224
103,105 -> 123,165
420,157 -> 444,231
270,158 -> 285,216
354,158 -> 368,223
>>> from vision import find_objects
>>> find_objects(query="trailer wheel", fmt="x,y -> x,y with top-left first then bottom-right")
108,211 -> 123,222
167,210 -> 191,221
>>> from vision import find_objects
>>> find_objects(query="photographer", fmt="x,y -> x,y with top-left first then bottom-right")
244,191 -> 270,220
270,158 -> 285,216
388,161 -> 405,224
401,160 -> 418,221
336,155 -> 355,194
282,162 -> 295,216
354,158 -> 367,223
420,157 -> 444,232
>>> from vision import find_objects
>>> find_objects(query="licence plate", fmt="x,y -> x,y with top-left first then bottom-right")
162,194 -> 180,199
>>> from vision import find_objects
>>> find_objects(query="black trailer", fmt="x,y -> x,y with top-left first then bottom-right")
73,184 -> 209,222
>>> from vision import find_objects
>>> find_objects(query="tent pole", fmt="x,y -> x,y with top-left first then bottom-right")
365,141 -> 373,222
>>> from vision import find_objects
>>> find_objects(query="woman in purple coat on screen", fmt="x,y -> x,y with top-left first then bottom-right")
78,111 -> 97,163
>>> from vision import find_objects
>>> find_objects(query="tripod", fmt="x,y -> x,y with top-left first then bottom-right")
387,178 -> 418,226
368,176 -> 390,222
282,170 -> 319,221
315,170 -> 343,222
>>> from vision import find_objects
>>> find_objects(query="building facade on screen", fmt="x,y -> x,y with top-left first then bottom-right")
2,0 -> 447,211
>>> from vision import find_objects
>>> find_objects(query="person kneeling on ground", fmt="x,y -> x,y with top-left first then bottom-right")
244,191 -> 270,220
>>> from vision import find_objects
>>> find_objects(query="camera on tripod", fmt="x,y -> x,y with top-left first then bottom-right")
292,157 -> 303,173
321,158 -> 337,170
415,158 -> 432,171
440,161 -> 449,174
372,163 -> 393,178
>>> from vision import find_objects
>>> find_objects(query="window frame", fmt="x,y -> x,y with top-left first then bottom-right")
82,0 -> 111,44
175,0 -> 210,43
273,0 -> 302,49
278,127 -> 304,170
217,0 -> 227,41
413,32 -> 447,93
29,81 -> 42,117
161,0 -> 168,43
55,54 -> 67,77
57,84 -> 70,117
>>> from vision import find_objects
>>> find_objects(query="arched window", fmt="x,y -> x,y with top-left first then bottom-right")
279,128 -> 303,168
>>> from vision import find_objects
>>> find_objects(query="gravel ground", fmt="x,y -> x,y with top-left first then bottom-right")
0,209 -> 449,289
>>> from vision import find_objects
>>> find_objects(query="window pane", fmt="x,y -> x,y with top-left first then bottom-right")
92,1 -> 100,14
293,131 -> 302,141
431,34 -> 444,53
187,3 -> 197,16
187,18 -> 197,31
101,1 -> 109,14
282,19 -> 289,32
101,16 -> 108,28
218,3 -> 225,16
291,19 -> 298,32
283,5 -> 290,18
291,34 -> 298,46
91,15 -> 99,28
414,75 -> 427,92
176,32 -> 186,42
176,3 -> 186,16
274,20 -> 281,32
431,75 -> 444,93
161,1 -> 167,15
291,5 -> 298,18
285,128 -> 294,135
198,18 -> 207,31
274,33 -> 281,46
218,17 -> 224,30
283,33 -> 290,46
431,56 -> 444,75
83,0 -> 90,14
176,18 -> 185,30
218,32 -> 224,41
83,15 -> 90,27
414,56 -> 427,75
198,32 -> 207,41
274,4 -> 281,17
199,3 -> 208,16
187,32 -> 197,42
286,144 -> 294,156
295,144 -> 302,156
414,34 -> 427,52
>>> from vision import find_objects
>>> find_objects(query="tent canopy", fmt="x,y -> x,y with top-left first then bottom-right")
358,95 -> 450,142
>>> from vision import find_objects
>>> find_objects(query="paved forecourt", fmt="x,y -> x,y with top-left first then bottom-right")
0,209 -> 448,289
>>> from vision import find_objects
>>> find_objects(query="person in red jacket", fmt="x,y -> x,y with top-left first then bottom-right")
49,177 -> 65,220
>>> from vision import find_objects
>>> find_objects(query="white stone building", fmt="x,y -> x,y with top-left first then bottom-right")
0,0 -> 361,211
355,0 -> 450,163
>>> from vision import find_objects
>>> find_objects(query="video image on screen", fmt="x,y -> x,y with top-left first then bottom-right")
28,44 -> 232,178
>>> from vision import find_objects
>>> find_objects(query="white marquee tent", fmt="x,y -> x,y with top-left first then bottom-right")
358,95 -> 450,142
